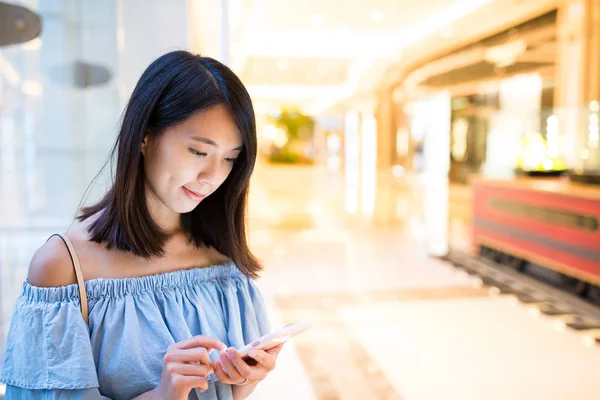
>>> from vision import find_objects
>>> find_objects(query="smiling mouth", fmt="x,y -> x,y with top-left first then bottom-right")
183,186 -> 206,201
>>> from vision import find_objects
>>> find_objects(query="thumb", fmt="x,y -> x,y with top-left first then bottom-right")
265,342 -> 285,355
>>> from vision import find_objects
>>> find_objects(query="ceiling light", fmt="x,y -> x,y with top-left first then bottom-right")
484,39 -> 527,67
311,14 -> 323,26
371,9 -> 384,22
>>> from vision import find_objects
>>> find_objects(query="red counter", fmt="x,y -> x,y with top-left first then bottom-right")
471,177 -> 600,285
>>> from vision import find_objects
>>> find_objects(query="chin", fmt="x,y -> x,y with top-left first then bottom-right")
176,198 -> 205,214
177,203 -> 200,214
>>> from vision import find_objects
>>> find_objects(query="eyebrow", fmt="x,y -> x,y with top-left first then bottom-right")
191,136 -> 243,151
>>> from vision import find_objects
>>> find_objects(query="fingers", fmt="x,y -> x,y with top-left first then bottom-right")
218,350 -> 246,383
176,335 -> 227,351
171,375 -> 209,392
246,349 -> 276,371
241,354 -> 259,367
164,362 -> 211,377
165,347 -> 213,368
225,348 -> 253,377
212,360 -> 237,384
225,347 -> 272,381
265,342 -> 285,356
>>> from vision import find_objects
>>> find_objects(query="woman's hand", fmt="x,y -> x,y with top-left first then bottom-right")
212,343 -> 284,385
155,335 -> 227,400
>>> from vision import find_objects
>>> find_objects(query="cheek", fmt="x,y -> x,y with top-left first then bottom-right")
144,151 -> 163,187
169,159 -> 199,187
146,147 -> 193,189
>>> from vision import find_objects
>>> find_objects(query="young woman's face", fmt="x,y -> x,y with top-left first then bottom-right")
141,104 -> 243,214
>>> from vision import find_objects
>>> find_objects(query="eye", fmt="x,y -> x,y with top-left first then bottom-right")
225,157 -> 238,164
189,148 -> 207,157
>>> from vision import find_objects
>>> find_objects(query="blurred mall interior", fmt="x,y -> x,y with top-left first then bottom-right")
1,0 -> 600,399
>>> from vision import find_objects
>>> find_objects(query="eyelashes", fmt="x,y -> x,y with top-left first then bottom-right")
188,148 -> 237,164
188,148 -> 206,157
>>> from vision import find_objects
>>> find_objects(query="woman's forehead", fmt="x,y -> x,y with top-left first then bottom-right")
173,106 -> 243,147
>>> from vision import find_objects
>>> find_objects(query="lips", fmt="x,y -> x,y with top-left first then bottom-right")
183,186 -> 206,202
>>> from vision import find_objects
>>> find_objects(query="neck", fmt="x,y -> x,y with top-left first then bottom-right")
145,190 -> 182,236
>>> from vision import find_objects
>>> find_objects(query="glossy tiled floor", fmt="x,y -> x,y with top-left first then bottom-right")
1,161 -> 600,399
247,165 -> 600,400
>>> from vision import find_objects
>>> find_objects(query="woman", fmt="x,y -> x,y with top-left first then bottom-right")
0,50 -> 280,399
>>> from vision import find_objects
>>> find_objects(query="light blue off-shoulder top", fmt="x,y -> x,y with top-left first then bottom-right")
0,262 -> 270,399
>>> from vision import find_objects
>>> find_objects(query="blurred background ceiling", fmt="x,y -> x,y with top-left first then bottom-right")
191,0 -> 559,114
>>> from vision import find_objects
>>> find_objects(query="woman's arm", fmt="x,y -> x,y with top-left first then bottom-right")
232,380 -> 259,400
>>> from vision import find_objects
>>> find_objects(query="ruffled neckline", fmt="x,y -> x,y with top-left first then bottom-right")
22,261 -> 242,302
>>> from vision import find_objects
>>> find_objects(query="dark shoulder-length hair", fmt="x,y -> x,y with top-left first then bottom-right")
78,50 -> 261,278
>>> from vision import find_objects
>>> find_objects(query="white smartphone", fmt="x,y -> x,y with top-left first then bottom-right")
237,322 -> 311,358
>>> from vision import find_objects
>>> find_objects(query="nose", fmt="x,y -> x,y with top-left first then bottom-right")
197,157 -> 220,189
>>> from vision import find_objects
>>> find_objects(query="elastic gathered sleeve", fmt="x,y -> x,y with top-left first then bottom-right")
0,282 -> 100,392
4,386 -> 113,399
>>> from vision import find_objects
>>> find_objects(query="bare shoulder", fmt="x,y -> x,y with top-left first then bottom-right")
27,235 -> 77,288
